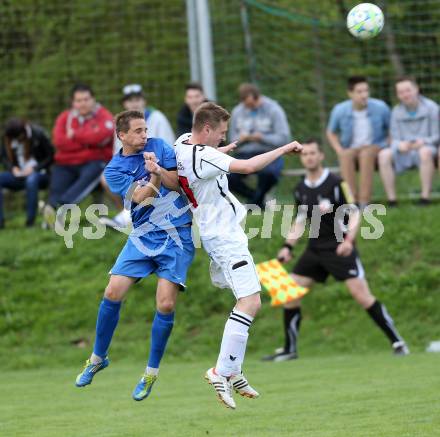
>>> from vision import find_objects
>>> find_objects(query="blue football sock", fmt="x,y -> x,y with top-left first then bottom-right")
147,311 -> 175,369
93,298 -> 122,359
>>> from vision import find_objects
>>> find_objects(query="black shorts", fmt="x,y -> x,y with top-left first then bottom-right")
292,246 -> 365,283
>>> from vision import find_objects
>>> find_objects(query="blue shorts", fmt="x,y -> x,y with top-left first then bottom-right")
110,226 -> 195,289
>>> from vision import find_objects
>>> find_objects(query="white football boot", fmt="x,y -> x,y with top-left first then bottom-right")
230,372 -> 260,398
205,367 -> 236,409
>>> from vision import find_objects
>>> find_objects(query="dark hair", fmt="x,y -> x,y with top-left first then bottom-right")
395,76 -> 418,86
4,118 -> 27,139
303,138 -> 323,151
185,82 -> 204,93
71,83 -> 94,99
347,76 -> 368,91
193,102 -> 230,132
239,83 -> 260,101
115,110 -> 145,136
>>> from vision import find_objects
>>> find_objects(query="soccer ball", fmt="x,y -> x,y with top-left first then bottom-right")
347,3 -> 384,40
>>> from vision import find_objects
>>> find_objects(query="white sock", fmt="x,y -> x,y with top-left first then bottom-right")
90,353 -> 103,365
145,366 -> 159,376
215,309 -> 253,377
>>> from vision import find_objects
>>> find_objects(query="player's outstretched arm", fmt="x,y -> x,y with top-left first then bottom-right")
229,141 -> 302,175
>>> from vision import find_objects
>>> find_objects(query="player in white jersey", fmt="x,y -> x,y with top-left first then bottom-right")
175,102 -> 302,409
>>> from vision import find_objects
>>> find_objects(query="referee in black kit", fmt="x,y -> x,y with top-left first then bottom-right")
263,139 -> 409,362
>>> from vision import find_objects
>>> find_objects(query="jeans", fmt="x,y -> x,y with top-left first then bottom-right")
0,171 -> 49,224
48,160 -> 106,208
227,151 -> 283,208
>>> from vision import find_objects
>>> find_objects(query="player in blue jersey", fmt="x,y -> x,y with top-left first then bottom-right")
75,110 -> 195,401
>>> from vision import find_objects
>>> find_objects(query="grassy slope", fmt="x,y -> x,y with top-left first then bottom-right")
0,354 -> 439,437
0,172 -> 440,369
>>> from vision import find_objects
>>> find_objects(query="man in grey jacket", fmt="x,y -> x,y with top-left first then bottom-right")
378,77 -> 439,205
228,83 -> 291,208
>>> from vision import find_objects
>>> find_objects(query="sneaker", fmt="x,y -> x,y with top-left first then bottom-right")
75,357 -> 109,387
261,349 -> 298,362
42,204 -> 56,229
230,372 -> 259,398
392,341 -> 410,356
418,198 -> 431,206
99,209 -> 131,233
387,200 -> 398,208
132,373 -> 158,401
205,367 -> 236,409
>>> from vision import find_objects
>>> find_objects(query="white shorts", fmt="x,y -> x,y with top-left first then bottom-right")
202,229 -> 261,299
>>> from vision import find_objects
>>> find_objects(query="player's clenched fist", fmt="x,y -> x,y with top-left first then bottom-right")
145,159 -> 162,176
284,141 -> 303,154
143,152 -> 158,163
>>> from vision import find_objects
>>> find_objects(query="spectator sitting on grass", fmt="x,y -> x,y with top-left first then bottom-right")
0,118 -> 54,228
378,76 -> 439,206
228,83 -> 291,209
326,76 -> 390,209
43,83 -> 114,227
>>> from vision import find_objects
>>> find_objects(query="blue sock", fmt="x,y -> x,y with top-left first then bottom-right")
147,311 -> 175,369
93,298 -> 122,359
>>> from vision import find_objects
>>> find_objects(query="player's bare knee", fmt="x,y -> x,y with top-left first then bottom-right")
237,293 -> 261,316
104,284 -> 124,301
156,296 -> 176,314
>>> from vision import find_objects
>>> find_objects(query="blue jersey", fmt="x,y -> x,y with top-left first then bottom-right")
104,138 -> 192,231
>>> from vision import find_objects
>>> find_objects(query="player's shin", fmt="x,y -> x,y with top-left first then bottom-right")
284,307 -> 302,354
366,300 -> 404,344
146,311 -> 175,374
216,309 -> 253,377
92,298 -> 122,363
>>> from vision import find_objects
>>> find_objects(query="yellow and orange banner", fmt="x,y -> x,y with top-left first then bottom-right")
256,259 -> 309,306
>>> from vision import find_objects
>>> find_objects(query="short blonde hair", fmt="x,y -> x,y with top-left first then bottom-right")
193,102 -> 230,132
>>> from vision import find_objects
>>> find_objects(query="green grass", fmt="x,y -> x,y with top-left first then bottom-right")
1,353 -> 439,437
1,171 -> 440,369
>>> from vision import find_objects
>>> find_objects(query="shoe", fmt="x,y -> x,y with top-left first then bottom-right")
132,373 -> 158,401
418,198 -> 431,206
99,209 -> 131,233
261,348 -> 298,362
387,200 -> 398,208
42,204 -> 56,229
75,357 -> 109,387
392,341 -> 410,356
205,367 -> 236,409
230,372 -> 259,398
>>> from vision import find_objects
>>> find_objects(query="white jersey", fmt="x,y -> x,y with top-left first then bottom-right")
174,133 -> 247,240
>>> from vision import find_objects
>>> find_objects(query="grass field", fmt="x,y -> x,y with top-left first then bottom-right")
1,171 -> 440,436
1,353 -> 438,437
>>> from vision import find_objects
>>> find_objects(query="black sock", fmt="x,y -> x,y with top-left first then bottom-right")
283,307 -> 302,354
366,300 -> 402,344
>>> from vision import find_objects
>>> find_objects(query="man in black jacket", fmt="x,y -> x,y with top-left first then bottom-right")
176,83 -> 206,137
0,118 -> 54,228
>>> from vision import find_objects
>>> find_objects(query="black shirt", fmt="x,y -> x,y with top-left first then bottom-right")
294,169 -> 355,249
1,123 -> 54,172
176,104 -> 194,138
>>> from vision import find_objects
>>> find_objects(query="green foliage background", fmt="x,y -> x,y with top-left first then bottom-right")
1,1 -> 440,369
2,0 -> 440,143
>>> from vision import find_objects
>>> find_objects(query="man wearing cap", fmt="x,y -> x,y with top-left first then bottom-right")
102,84 -> 176,229
117,84 -> 175,149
